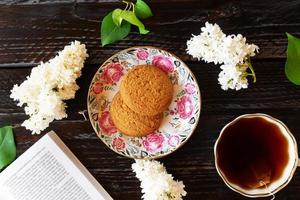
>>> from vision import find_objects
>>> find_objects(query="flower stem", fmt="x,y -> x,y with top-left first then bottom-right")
247,59 -> 256,83
122,1 -> 134,11
12,124 -> 21,128
122,1 -> 129,10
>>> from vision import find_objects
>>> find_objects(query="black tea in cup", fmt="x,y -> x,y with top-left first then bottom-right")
216,116 -> 290,189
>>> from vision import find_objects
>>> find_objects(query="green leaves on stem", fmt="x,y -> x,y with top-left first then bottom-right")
101,12 -> 131,47
112,9 -> 149,34
101,0 -> 153,46
0,126 -> 16,170
285,33 -> 300,85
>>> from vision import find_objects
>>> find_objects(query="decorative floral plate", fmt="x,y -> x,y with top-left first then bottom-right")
87,46 -> 201,159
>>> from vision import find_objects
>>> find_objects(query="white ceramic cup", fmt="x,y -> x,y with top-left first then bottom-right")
214,113 -> 299,198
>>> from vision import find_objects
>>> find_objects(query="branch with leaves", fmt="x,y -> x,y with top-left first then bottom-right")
285,33 -> 300,85
0,126 -> 16,171
101,0 -> 153,46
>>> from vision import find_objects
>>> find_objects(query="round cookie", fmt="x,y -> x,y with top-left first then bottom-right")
110,92 -> 163,137
120,65 -> 173,116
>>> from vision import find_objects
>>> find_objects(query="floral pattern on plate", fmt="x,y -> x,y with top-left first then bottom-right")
87,46 -> 201,159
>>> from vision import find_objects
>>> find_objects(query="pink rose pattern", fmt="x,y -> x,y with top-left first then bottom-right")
152,55 -> 174,73
177,95 -> 194,119
185,83 -> 196,94
168,135 -> 180,147
92,82 -> 104,94
102,63 -> 124,84
89,47 -> 200,158
136,50 -> 149,60
112,137 -> 125,151
98,111 -> 117,136
142,133 -> 164,153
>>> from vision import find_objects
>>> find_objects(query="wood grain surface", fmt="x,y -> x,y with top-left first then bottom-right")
1,0 -> 300,199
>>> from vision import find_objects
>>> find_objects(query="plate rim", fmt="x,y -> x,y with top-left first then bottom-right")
87,46 -> 202,159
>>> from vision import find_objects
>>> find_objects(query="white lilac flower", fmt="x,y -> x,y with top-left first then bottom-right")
218,64 -> 248,91
186,22 -> 258,90
10,41 -> 88,134
132,159 -> 187,200
186,22 -> 225,65
222,34 -> 258,65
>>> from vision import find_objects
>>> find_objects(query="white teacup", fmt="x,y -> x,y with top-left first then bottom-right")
214,113 -> 299,198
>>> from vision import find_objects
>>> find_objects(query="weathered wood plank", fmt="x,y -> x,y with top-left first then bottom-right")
1,1 -> 300,65
0,0 -> 217,5
1,61 -> 300,121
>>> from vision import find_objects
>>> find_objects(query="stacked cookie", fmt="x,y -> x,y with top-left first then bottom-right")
110,65 -> 173,137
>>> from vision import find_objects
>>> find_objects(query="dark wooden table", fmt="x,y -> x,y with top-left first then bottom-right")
1,0 -> 300,199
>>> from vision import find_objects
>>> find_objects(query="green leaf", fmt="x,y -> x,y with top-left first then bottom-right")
0,126 -> 16,170
101,12 -> 131,46
117,10 -> 149,34
112,8 -> 123,26
134,0 -> 153,19
285,33 -> 300,85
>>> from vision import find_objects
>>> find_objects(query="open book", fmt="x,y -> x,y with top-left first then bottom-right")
0,131 -> 113,200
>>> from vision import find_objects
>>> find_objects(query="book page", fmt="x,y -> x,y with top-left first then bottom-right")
0,131 -> 113,200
